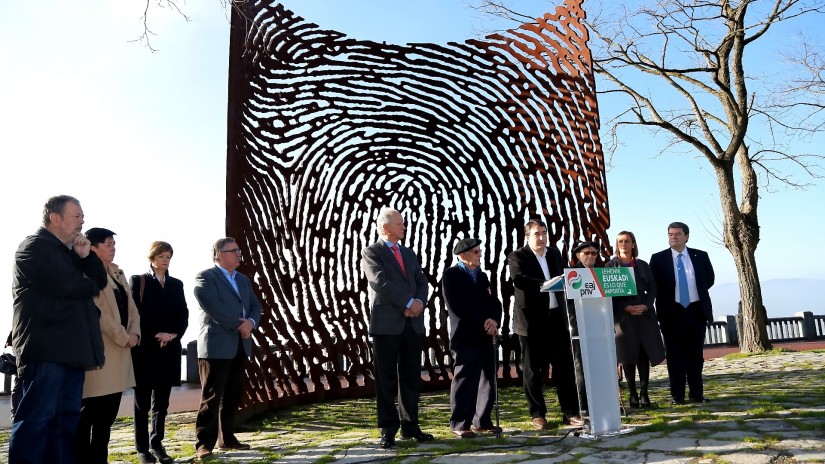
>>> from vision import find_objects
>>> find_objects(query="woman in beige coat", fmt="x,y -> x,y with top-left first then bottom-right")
77,228 -> 141,464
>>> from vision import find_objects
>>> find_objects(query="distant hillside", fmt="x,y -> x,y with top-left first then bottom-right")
709,278 -> 825,319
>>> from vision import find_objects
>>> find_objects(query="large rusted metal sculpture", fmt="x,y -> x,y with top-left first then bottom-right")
225,0 -> 609,415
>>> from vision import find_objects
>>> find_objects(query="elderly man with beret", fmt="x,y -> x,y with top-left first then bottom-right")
442,238 -> 503,438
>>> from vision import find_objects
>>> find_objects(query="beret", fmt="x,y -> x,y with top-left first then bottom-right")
453,237 -> 481,255
571,240 -> 598,255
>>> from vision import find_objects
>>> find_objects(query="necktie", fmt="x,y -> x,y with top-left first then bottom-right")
391,245 -> 406,274
677,253 -> 690,307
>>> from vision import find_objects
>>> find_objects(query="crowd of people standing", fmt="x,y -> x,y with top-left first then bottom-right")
362,207 -> 715,443
6,196 -> 715,462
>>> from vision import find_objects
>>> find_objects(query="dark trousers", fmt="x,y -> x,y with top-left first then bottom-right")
76,391 -> 124,464
519,333 -> 549,419
9,362 -> 85,464
134,384 -> 173,452
195,345 -> 246,450
564,304 -> 589,415
661,302 -> 707,401
449,345 -> 495,431
372,320 -> 423,437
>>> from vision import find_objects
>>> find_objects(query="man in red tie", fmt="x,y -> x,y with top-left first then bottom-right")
361,207 -> 434,449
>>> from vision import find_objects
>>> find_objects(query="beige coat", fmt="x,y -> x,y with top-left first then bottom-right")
83,262 -> 141,398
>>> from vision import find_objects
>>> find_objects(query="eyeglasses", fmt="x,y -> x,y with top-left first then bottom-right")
220,248 -> 242,255
580,251 -> 598,256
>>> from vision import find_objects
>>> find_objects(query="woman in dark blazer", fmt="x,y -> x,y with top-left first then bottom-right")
605,231 -> 665,408
129,241 -> 189,464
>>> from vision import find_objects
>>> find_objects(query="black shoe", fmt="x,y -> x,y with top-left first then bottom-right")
640,393 -> 651,407
379,434 -> 396,449
401,431 -> 435,443
137,451 -> 157,464
628,392 -> 640,408
689,396 -> 710,403
671,398 -> 686,405
150,447 -> 175,464
217,441 -> 251,450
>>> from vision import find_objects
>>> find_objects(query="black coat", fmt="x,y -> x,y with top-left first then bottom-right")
605,258 -> 666,366
442,265 -> 502,350
129,272 -> 189,387
12,228 -> 106,375
507,245 -> 564,337
649,247 -> 715,327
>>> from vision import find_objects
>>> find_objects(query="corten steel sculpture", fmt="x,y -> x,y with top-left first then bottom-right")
225,0 -> 609,415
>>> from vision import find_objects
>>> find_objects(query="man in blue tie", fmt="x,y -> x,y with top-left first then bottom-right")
193,238 -> 262,459
649,222 -> 715,405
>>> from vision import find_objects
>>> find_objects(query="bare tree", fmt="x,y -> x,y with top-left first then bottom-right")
134,0 -> 191,52
473,0 -> 825,352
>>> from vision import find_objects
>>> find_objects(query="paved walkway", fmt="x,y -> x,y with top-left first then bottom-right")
1,343 -> 823,463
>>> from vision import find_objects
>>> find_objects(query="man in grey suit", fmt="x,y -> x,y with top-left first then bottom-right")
361,207 -> 434,449
193,237 -> 262,459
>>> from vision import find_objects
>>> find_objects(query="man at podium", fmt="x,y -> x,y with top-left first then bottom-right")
508,219 -> 584,429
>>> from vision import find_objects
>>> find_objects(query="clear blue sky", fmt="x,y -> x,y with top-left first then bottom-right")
1,1 -> 823,343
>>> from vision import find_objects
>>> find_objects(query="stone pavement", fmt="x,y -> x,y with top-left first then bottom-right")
1,349 -> 823,463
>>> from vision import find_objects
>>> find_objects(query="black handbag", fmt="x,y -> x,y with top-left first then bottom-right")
0,352 -> 17,376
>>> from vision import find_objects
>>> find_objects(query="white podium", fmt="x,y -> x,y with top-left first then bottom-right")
547,267 -> 637,438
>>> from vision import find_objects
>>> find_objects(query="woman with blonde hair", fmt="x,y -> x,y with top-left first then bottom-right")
130,241 -> 189,464
605,231 -> 665,408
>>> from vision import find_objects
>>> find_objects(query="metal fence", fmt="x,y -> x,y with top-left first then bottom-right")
3,311 -> 823,395
704,311 -> 824,346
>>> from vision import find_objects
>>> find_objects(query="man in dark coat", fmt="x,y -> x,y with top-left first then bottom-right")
649,221 -> 715,404
442,238 -> 502,438
507,219 -> 583,429
10,195 -> 106,464
361,207 -> 434,449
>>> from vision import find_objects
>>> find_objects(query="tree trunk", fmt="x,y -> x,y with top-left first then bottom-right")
715,150 -> 772,353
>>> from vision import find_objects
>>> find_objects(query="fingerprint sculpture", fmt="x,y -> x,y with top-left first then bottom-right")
225,0 -> 609,414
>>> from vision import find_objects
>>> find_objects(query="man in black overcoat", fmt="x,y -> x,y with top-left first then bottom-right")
442,238 -> 502,438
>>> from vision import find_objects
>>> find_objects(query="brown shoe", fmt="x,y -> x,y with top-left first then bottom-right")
451,429 -> 476,438
196,446 -> 212,460
532,417 -> 547,430
217,440 -> 251,450
472,425 -> 503,434
564,415 -> 585,426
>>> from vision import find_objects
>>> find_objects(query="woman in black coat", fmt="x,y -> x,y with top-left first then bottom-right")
605,231 -> 665,408
129,241 -> 188,464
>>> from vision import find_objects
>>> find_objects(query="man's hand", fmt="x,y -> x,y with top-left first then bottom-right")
405,299 -> 424,318
71,234 -> 91,258
238,318 -> 255,339
483,318 -> 498,336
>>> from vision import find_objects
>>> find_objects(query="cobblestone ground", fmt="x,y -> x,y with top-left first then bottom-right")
1,350 -> 823,463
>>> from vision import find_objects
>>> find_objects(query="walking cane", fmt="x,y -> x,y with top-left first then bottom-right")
492,334 -> 501,438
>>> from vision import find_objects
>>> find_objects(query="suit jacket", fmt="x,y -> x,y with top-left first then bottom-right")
507,245 -> 564,337
442,265 -> 502,350
130,271 -> 189,387
361,240 -> 428,335
84,262 -> 141,398
194,265 -> 262,359
649,247 -> 715,326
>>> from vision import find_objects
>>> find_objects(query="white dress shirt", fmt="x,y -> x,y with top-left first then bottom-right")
671,248 -> 699,305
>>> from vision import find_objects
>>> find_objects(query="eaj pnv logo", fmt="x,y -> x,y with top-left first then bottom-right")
567,271 -> 582,289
